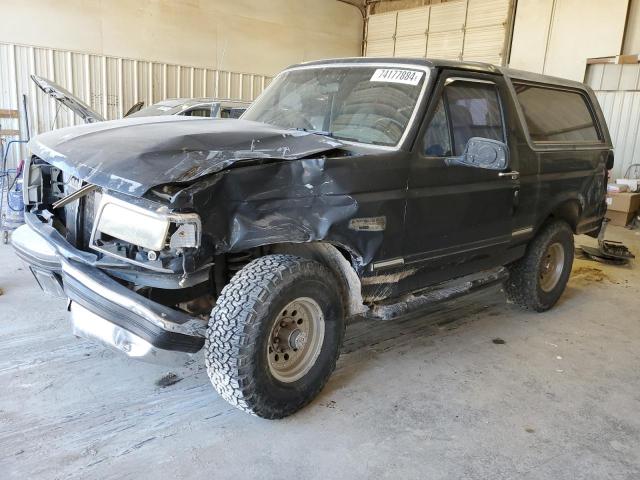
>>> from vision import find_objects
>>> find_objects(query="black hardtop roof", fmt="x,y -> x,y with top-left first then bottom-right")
287,57 -> 589,91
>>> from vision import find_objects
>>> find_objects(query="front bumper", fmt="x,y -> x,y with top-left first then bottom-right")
11,217 -> 206,364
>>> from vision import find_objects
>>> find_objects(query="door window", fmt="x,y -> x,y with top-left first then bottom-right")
424,98 -> 452,156
221,107 -> 245,119
446,81 -> 504,155
182,107 -> 212,117
423,79 -> 505,156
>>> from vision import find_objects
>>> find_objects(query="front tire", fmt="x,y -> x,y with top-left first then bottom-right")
504,220 -> 574,312
205,254 -> 345,419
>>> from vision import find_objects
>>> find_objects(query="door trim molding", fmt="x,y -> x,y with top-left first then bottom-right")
511,226 -> 533,237
404,234 -> 512,266
372,257 -> 405,271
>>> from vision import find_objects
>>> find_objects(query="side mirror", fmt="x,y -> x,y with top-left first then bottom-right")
447,137 -> 509,170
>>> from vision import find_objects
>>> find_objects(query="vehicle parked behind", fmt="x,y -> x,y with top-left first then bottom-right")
31,74 -> 249,124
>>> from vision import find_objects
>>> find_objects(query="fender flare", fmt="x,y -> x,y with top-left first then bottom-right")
270,242 -> 367,319
536,194 -> 585,234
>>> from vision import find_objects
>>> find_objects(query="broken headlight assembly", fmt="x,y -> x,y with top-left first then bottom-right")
90,194 -> 201,271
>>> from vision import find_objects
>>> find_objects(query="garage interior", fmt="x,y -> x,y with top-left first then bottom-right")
1,0 -> 640,478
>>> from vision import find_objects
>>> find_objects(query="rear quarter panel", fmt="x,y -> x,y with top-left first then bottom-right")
505,77 -> 612,235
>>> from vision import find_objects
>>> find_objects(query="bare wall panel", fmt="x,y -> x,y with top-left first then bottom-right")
510,0 -> 628,81
0,42 -> 272,168
587,63 -> 640,180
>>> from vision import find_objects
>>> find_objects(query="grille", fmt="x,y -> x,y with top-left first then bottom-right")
62,176 -> 81,246
81,188 -> 100,248
62,175 -> 99,249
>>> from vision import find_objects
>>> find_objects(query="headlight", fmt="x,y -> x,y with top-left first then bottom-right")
92,194 -> 200,253
96,201 -> 170,251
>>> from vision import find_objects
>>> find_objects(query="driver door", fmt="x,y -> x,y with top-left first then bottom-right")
403,72 -> 519,282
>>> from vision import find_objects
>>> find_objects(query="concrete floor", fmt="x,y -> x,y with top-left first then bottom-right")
1,226 -> 639,480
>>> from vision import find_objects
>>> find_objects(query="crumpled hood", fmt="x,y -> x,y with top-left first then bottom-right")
29,116 -> 346,197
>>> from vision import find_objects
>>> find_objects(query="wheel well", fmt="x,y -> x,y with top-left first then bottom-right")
546,199 -> 582,233
266,242 -> 367,319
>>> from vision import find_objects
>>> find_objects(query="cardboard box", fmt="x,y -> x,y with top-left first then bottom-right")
607,210 -> 637,227
606,192 -> 640,226
616,179 -> 640,192
606,192 -> 640,213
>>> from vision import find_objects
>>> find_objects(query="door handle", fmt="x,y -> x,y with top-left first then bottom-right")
498,171 -> 520,180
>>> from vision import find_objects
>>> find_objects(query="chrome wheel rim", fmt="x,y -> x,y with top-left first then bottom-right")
539,242 -> 565,292
267,297 -> 325,383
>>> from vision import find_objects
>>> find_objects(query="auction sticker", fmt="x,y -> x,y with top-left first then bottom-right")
370,68 -> 423,85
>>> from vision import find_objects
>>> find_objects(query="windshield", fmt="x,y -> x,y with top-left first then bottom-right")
243,65 -> 428,146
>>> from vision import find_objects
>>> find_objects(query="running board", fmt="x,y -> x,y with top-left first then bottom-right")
365,267 -> 508,321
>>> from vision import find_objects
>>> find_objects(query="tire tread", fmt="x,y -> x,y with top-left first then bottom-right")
504,220 -> 574,312
205,254 -> 344,418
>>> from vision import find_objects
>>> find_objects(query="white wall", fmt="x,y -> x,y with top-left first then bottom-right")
0,0 -> 363,76
624,0 -> 640,54
509,0 -> 629,81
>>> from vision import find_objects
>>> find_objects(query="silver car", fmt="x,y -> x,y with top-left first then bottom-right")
31,74 -> 249,124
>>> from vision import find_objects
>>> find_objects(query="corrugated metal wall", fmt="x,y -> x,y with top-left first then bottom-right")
364,0 -> 513,66
585,62 -> 640,180
0,42 -> 272,169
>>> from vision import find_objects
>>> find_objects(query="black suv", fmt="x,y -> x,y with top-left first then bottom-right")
13,58 -> 613,418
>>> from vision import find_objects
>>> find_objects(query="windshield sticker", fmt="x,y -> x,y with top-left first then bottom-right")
370,69 -> 423,86
157,106 -> 173,111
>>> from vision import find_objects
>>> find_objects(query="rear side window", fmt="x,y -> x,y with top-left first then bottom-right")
513,83 -> 601,143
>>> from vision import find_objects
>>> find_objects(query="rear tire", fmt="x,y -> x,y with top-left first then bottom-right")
504,220 -> 574,312
205,254 -> 345,419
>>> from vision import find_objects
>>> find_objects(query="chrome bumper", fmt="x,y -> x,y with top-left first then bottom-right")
70,303 -> 195,364
11,222 -> 206,364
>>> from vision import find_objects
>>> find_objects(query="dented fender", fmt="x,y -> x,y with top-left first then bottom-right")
168,154 -> 395,272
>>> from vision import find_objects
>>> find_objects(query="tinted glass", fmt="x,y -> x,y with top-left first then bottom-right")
445,81 -> 504,155
182,108 -> 212,117
424,98 -> 452,156
221,107 -> 245,119
513,83 -> 600,142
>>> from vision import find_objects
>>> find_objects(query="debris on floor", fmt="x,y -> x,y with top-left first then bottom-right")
155,372 -> 183,388
492,338 -> 506,345
577,219 -> 635,265
571,266 -> 610,283
579,243 -> 635,265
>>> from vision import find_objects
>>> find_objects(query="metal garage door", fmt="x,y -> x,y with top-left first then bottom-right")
366,11 -> 397,57
395,7 -> 430,58
365,0 -> 513,66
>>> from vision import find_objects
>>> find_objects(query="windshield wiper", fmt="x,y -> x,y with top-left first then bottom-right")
292,128 -> 363,145
293,127 -> 335,137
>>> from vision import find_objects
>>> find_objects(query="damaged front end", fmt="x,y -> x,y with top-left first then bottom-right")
13,116 -> 359,363
14,157 -> 211,363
